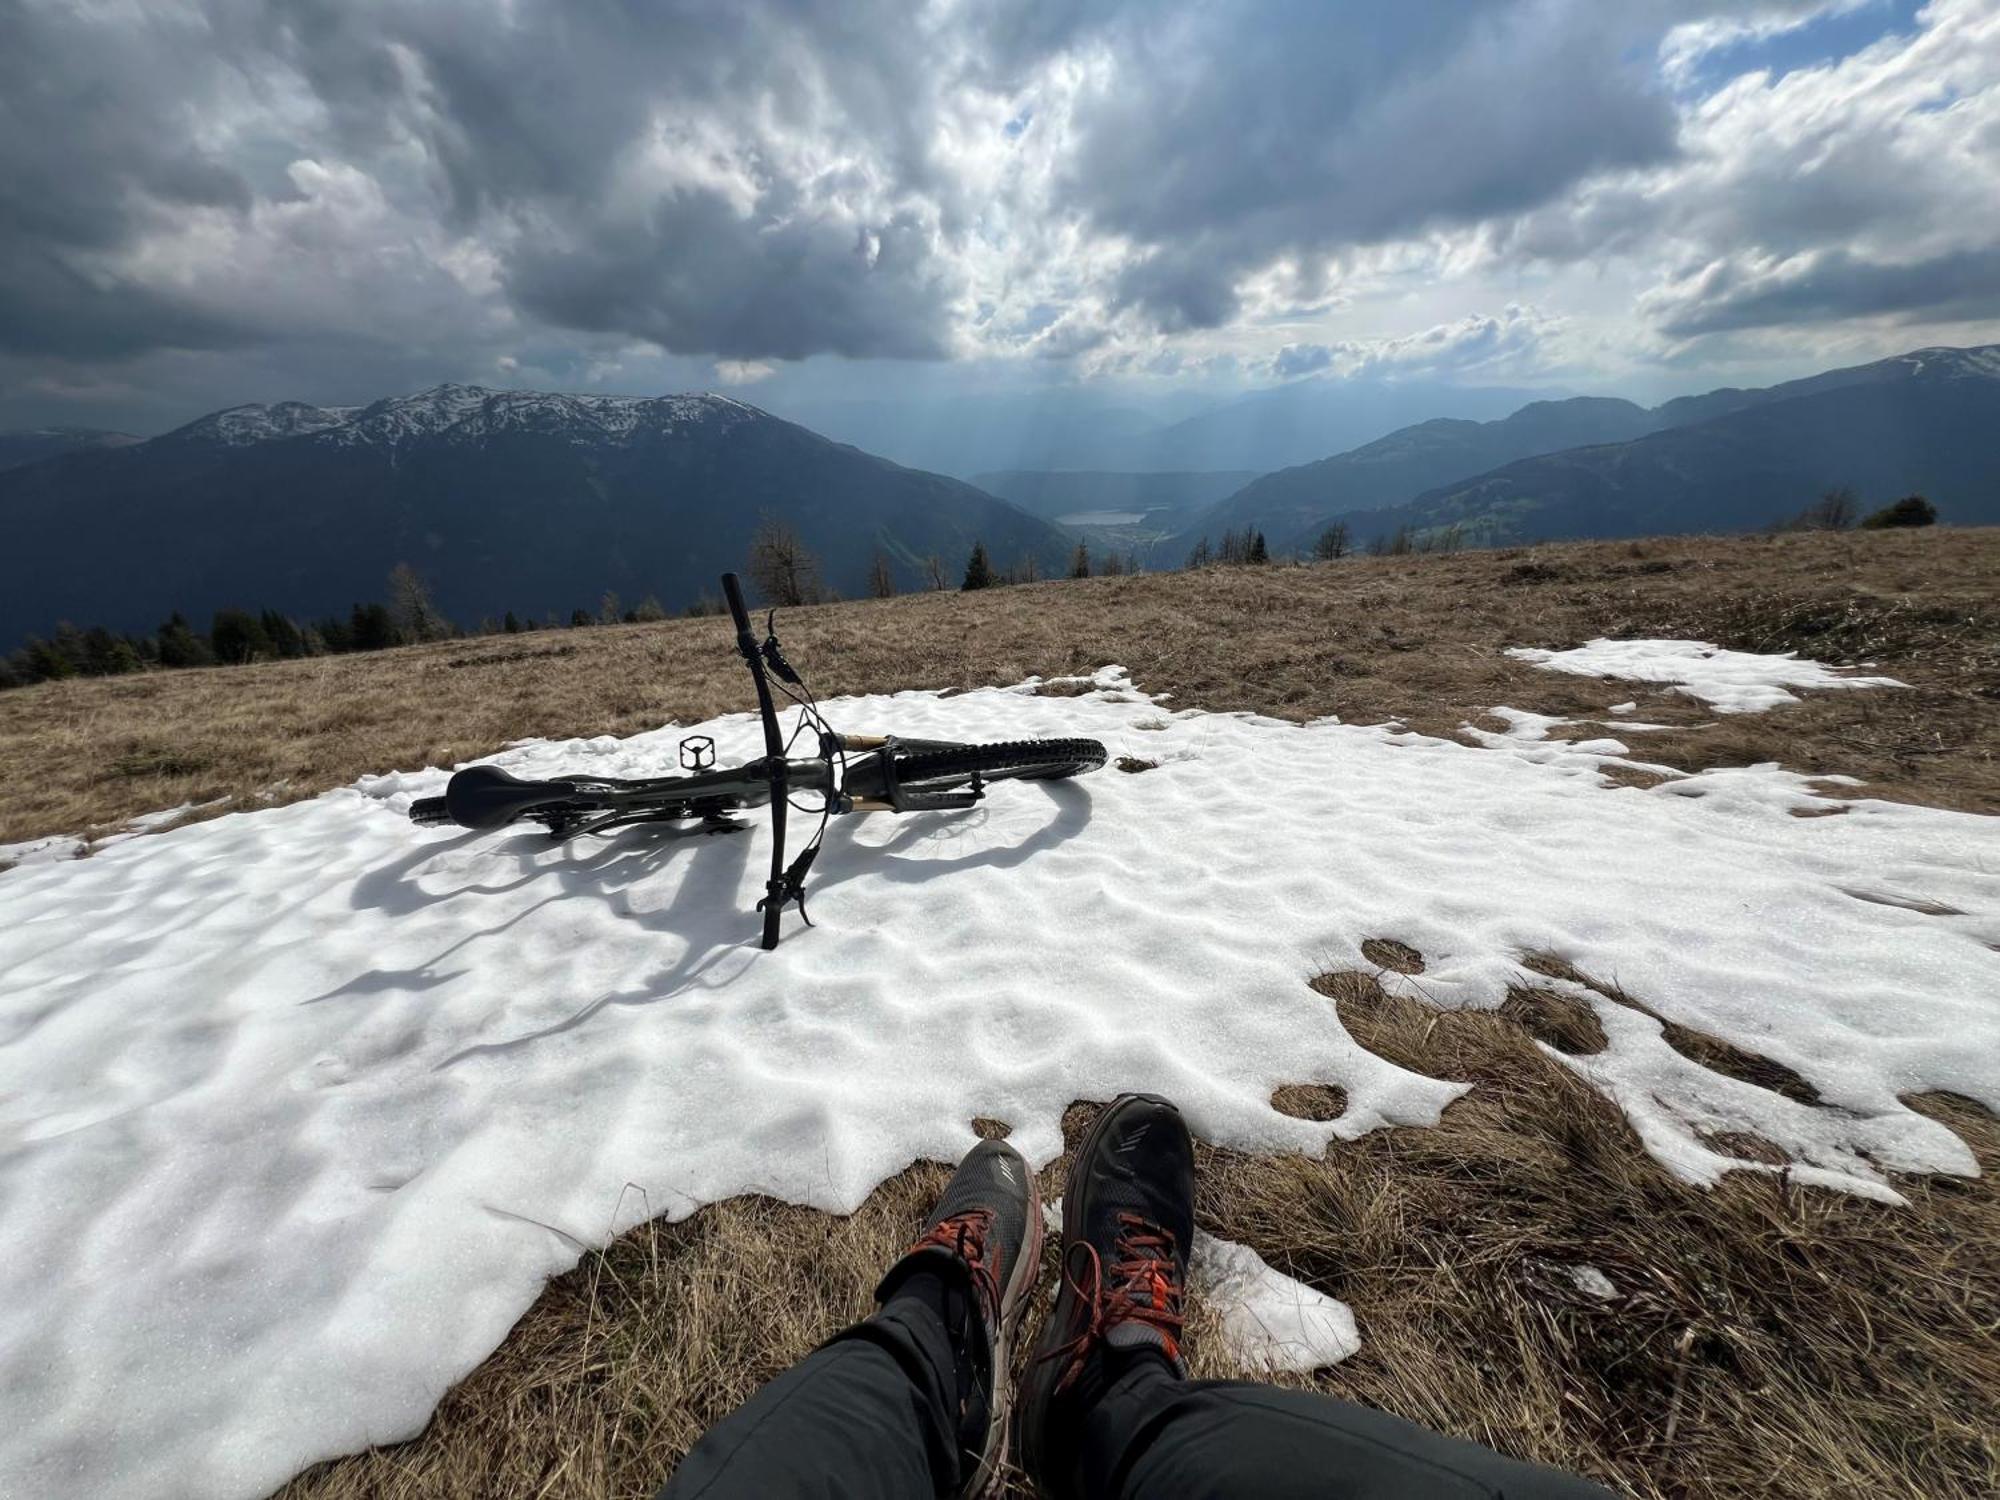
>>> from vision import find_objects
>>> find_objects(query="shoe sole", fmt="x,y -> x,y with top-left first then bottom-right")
1015,1093 -> 1180,1493
962,1184 -> 1046,1500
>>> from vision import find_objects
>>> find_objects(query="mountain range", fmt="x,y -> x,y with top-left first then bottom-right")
1331,347 -> 2000,549
1169,345 -> 2000,557
3,344 -> 1996,652
0,386 -> 1067,646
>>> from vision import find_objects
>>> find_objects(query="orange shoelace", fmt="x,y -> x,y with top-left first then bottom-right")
1042,1213 -> 1185,1390
909,1209 -> 1003,1325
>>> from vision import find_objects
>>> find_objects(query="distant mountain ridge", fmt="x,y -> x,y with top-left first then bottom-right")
1320,346 -> 2000,548
0,427 -> 140,472
152,385 -> 766,450
1175,344 -> 2000,557
1171,396 -> 1660,556
0,385 -> 1066,646
777,378 -> 1542,476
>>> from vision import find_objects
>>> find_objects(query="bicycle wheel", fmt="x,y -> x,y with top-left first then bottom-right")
887,737 -> 1107,789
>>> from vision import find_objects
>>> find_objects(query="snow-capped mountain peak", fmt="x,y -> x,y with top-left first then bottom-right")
166,400 -> 359,447
1896,345 -> 2000,381
163,384 -> 764,452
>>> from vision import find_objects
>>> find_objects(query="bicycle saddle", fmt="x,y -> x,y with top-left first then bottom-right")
444,765 -> 579,830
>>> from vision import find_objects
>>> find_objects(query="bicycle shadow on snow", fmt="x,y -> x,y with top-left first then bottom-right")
805,775 -> 1095,898
309,778 -> 1095,1066
302,817 -> 753,1010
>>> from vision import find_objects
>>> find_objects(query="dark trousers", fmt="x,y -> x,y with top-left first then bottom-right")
658,1298 -> 1614,1499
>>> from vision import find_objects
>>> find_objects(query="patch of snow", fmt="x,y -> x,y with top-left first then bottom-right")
1608,702 -> 1637,715
1458,707 -> 1667,778
1,673 -> 1995,1497
1192,1231 -> 1361,1372
123,802 -> 202,832
1570,1265 -> 1617,1302
2,798 -> 230,864
1905,345 -> 2000,381
0,834 -> 86,869
1507,639 -> 1907,714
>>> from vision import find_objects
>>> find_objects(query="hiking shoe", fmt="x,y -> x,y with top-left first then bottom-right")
1018,1093 -> 1195,1495
877,1138 -> 1045,1499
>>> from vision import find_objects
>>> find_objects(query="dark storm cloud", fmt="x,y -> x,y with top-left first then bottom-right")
0,0 -> 1727,367
503,198 -> 953,361
1059,0 -> 1686,329
1,0 -> 964,370
250,0 -> 960,359
1658,247 -> 2000,337
0,2 -> 257,357
0,0 -> 1985,421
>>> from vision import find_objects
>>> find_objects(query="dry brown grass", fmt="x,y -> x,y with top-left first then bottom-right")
5,527 -> 1997,850
9,527 -> 1997,1497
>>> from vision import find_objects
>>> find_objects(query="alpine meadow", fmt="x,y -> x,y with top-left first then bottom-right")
2,4 -> 1997,1500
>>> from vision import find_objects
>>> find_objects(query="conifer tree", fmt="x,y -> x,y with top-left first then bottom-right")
962,541 -> 993,590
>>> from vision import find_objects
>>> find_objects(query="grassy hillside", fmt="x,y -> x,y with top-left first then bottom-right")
4,527 -> 1996,1499
7,527 -> 1995,853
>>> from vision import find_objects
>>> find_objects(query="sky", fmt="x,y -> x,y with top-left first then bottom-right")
2,0 -> 1997,436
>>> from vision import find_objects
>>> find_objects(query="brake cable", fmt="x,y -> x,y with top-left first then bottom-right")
757,614 -> 845,928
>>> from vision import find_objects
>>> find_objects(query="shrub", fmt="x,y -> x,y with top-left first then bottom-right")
747,519 -> 825,606
1860,495 -> 1938,529
868,554 -> 896,599
1313,523 -> 1351,561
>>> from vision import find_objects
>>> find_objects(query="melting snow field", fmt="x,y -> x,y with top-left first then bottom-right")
1507,638 -> 1908,712
2,663 -> 1996,1499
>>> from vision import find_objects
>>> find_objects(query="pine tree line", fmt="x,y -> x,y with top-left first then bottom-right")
0,564 -> 685,691
1183,525 -> 1270,569
747,522 -> 1139,608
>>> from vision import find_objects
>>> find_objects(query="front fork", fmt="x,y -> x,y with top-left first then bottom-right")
826,732 -> 985,814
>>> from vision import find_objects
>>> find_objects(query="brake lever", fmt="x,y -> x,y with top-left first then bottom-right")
760,611 -> 803,685
756,844 -> 822,926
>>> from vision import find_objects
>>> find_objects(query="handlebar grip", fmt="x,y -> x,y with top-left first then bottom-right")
720,572 -> 754,637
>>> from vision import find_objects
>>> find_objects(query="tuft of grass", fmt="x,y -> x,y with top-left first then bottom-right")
1360,937 -> 1426,974
108,744 -> 214,779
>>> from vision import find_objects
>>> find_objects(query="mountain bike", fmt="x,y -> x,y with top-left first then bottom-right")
409,572 -> 1106,949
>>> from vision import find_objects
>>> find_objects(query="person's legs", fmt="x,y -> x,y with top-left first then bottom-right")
657,1293 -> 959,1500
1019,1093 -> 1614,1500
1078,1356 -> 1612,1499
658,1139 -> 1045,1500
